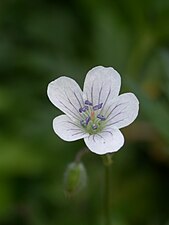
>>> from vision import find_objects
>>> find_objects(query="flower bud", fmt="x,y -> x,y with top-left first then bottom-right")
64,162 -> 87,196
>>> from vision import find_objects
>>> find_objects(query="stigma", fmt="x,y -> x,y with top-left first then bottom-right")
91,111 -> 95,120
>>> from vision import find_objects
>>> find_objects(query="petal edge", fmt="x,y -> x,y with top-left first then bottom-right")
53,115 -> 88,142
84,128 -> 124,155
105,93 -> 139,129
47,76 -> 84,120
83,66 -> 121,107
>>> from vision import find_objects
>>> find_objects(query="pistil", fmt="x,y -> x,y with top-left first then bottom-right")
91,111 -> 95,121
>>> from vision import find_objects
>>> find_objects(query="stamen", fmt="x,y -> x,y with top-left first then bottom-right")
92,124 -> 98,130
93,103 -> 103,111
85,100 -> 93,106
79,105 -> 89,113
85,116 -> 91,125
97,114 -> 106,121
80,120 -> 86,127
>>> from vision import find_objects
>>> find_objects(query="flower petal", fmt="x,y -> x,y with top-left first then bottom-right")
105,93 -> 139,129
83,66 -> 121,107
84,128 -> 124,155
53,115 -> 89,141
47,77 -> 84,120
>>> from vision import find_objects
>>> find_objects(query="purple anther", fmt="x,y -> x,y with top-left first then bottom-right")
97,114 -> 106,121
85,100 -> 93,106
79,108 -> 83,113
79,105 -> 89,113
92,124 -> 98,130
93,103 -> 103,111
80,120 -> 86,127
85,116 -> 91,125
83,105 -> 89,112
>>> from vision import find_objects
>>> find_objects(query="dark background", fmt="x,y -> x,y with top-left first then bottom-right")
0,0 -> 169,224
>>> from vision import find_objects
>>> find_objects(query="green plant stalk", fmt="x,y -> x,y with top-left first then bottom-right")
103,154 -> 113,225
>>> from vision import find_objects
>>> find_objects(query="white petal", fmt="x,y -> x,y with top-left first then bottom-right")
83,66 -> 121,107
105,93 -> 139,129
47,77 -> 84,120
53,115 -> 89,141
84,128 -> 124,155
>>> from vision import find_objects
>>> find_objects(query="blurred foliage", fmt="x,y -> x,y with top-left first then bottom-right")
0,0 -> 169,224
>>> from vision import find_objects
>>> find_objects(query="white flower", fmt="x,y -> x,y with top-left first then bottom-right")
47,66 -> 139,155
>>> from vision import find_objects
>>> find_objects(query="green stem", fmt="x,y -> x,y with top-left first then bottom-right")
75,147 -> 89,163
103,154 -> 113,225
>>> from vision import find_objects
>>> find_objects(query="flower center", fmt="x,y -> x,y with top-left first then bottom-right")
79,100 -> 106,134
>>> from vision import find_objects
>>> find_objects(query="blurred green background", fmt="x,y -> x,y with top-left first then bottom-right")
0,0 -> 169,224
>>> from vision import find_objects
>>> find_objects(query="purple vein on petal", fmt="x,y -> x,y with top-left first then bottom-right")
96,133 -> 103,139
92,134 -> 96,142
98,86 -> 103,104
72,131 -> 86,136
65,91 -> 82,116
103,104 -> 112,117
106,118 -> 127,127
106,102 -> 128,119
99,88 -> 111,114
101,130 -> 113,136
85,91 -> 89,103
91,82 -> 94,104
66,128 -> 82,131
106,103 -> 123,119
58,100 -> 80,121
106,111 -> 124,123
106,105 -> 128,123
96,133 -> 106,144
72,88 -> 84,108
66,120 -> 82,129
